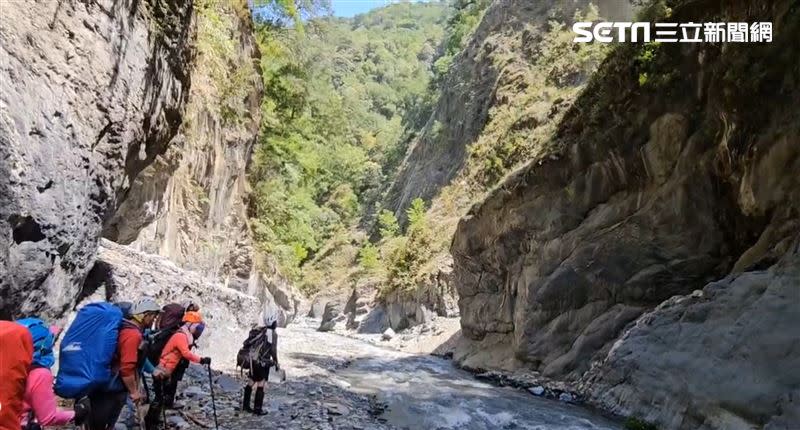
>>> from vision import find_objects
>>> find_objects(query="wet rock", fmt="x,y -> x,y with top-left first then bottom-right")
529,386 -> 545,396
325,402 -> 350,416
558,392 -> 575,403
319,301 -> 342,332
381,328 -> 396,341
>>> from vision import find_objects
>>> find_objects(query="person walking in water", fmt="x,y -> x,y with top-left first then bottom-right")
144,311 -> 210,429
237,311 -> 279,416
17,319 -> 90,428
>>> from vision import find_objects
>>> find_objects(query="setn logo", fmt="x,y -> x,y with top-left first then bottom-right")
573,21 -> 773,43
573,22 -> 651,43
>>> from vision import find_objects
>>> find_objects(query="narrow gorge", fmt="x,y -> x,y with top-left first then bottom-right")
1,0 -> 797,430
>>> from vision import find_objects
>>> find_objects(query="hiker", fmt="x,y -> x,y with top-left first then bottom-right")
237,311 -> 279,416
145,303 -> 188,410
160,301 -> 202,409
144,311 -> 210,430
0,320 -> 34,430
183,300 -> 200,313
83,297 -> 161,430
17,319 -> 90,428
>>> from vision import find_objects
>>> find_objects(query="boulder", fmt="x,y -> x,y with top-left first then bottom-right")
381,328 -> 396,341
357,306 -> 390,334
319,301 -> 342,332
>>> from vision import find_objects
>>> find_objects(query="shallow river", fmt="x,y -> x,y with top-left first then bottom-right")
281,321 -> 621,430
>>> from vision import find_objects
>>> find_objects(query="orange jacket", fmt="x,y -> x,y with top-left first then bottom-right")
158,328 -> 201,374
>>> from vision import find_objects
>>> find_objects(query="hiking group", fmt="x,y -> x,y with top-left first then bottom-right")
0,297 -> 281,430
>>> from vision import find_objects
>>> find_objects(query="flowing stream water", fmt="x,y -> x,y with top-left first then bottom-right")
280,320 -> 621,430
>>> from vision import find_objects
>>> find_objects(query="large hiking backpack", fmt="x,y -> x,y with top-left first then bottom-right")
16,317 -> 56,369
55,302 -> 124,398
116,301 -> 133,319
236,327 -> 274,371
0,321 -> 34,430
144,303 -> 185,365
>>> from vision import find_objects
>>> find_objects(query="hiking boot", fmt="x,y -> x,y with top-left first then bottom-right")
239,385 -> 253,412
252,408 -> 269,416
253,387 -> 266,415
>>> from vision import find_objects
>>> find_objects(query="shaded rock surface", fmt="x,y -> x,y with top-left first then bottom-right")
582,243 -> 800,430
318,301 -> 343,332
0,0 -> 194,318
451,0 -> 800,428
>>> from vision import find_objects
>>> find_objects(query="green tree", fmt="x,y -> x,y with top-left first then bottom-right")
249,2 -> 447,283
377,210 -> 400,239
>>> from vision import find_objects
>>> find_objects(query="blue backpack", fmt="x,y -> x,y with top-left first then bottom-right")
55,302 -> 124,398
15,317 -> 55,369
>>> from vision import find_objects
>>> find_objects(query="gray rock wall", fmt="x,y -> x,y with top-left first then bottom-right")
0,0 -> 193,318
384,0 -> 633,220
451,0 -> 800,427
581,243 -> 800,429
103,1 -> 263,289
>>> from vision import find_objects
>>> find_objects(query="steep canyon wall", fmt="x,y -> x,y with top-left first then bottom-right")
0,0 -> 194,318
451,1 -> 799,428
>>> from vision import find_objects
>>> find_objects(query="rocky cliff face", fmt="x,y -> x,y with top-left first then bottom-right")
102,0 -> 262,290
451,0 -> 799,428
0,0 -> 194,318
384,0 -> 633,219
99,0 -> 303,324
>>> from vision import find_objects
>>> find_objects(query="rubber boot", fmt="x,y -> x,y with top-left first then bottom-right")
241,385 -> 253,412
253,387 -> 268,416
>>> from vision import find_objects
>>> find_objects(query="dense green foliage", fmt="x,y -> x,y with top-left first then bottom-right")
249,2 -> 447,285
249,1 -> 611,297
433,0 -> 491,79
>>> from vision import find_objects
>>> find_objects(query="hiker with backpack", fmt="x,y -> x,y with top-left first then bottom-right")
144,311 -> 210,429
17,319 -> 90,429
159,302 -> 201,409
143,303 -> 187,411
0,320 -> 34,430
237,311 -> 280,416
55,297 -> 161,430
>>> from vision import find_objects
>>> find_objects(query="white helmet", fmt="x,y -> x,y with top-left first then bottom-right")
260,309 -> 278,327
131,297 -> 160,315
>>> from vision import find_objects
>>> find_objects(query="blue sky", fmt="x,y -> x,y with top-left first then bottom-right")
332,0 -> 429,17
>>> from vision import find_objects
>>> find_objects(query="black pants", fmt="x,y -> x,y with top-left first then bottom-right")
164,359 -> 189,407
144,377 -> 169,430
86,390 -> 128,430
249,361 -> 270,383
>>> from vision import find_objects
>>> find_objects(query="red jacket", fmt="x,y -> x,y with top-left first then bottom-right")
117,324 -> 143,379
158,328 -> 201,375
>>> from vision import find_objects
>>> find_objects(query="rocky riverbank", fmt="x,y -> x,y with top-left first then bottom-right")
126,318 -> 621,430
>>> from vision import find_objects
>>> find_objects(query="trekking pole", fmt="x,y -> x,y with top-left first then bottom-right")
207,363 -> 219,430
161,379 -> 168,430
